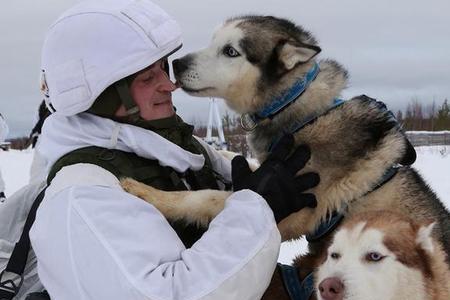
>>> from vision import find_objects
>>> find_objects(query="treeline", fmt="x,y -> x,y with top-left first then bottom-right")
6,137 -> 30,150
396,98 -> 450,131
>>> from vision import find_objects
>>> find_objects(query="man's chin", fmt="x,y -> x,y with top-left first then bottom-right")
156,102 -> 175,117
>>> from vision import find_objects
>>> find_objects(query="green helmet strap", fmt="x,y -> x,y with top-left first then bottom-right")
87,85 -> 122,118
115,79 -> 140,119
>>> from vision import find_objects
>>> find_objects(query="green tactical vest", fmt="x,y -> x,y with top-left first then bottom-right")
47,124 -> 224,248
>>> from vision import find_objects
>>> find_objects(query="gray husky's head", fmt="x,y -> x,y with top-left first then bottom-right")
173,16 -> 321,114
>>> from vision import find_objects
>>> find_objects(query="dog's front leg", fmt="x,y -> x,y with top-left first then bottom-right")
277,208 -> 316,241
120,178 -> 231,227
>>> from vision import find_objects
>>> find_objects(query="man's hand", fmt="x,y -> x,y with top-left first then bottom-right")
232,134 -> 319,223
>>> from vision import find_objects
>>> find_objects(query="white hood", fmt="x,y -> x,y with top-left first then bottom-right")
38,113 -> 206,177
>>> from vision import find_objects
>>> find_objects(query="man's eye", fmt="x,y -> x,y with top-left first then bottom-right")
142,72 -> 155,82
223,46 -> 240,58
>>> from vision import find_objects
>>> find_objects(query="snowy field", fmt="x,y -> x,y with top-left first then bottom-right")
1,146 -> 449,264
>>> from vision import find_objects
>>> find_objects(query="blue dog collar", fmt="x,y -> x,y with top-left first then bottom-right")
278,264 -> 315,300
241,63 -> 320,131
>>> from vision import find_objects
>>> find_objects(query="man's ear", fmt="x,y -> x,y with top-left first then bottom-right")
277,40 -> 321,70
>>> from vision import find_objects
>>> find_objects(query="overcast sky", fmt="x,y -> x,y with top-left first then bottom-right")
1,0 -> 449,137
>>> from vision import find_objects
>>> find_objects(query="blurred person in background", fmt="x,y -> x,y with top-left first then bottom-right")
0,113 -> 9,202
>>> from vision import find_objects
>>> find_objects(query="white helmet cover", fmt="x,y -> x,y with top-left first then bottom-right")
40,0 -> 182,116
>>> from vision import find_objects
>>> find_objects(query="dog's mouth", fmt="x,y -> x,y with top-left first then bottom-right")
176,81 -> 215,94
182,86 -> 215,93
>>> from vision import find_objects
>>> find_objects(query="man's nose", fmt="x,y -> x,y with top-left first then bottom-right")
158,71 -> 177,92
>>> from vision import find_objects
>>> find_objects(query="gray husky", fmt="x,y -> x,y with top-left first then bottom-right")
121,16 -> 450,287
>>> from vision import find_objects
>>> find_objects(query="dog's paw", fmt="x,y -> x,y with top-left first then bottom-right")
119,177 -> 154,200
120,177 -> 139,192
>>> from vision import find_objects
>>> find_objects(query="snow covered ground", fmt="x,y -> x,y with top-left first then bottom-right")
1,146 -> 449,264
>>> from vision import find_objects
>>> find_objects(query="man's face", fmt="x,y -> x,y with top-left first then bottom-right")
116,59 -> 177,120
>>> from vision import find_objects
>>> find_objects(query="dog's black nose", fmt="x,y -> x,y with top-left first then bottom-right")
172,58 -> 189,75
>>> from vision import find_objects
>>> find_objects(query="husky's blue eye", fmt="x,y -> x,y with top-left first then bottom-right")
223,46 -> 240,58
365,252 -> 385,262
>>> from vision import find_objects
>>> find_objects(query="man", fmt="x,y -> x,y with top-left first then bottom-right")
29,1 -> 318,299
0,113 -> 8,202
27,101 -> 51,183
29,101 -> 51,149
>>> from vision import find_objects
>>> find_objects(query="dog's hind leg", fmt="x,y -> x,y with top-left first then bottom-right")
120,178 -> 230,227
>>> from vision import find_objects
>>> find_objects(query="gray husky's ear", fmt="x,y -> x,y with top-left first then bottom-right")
278,41 -> 321,70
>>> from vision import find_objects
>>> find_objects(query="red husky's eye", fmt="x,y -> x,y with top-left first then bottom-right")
365,252 -> 385,262
330,252 -> 341,260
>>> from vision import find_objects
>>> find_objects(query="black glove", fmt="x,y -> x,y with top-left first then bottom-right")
232,134 -> 319,223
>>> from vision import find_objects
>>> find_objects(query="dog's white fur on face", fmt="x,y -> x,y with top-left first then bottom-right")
176,22 -> 261,113
317,224 -> 426,300
316,212 -> 450,300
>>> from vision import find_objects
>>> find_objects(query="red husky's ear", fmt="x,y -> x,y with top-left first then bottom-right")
416,221 -> 436,253
277,40 -> 321,70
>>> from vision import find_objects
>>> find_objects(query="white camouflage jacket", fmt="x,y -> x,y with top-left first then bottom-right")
29,113 -> 281,300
